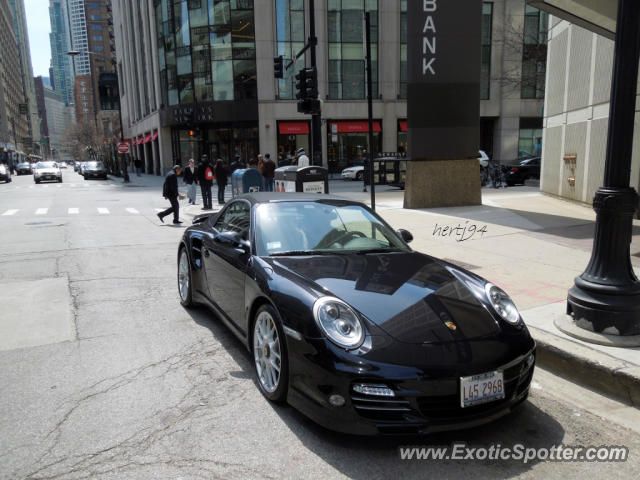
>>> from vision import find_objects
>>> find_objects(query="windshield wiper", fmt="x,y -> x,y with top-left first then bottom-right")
355,248 -> 403,254
270,250 -> 338,256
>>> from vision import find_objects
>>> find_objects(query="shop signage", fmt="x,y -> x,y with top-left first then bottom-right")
160,101 -> 258,127
407,0 -> 481,159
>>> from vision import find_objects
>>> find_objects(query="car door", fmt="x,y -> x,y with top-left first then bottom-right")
203,200 -> 251,331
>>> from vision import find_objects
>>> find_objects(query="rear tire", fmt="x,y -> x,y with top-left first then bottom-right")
177,247 -> 193,308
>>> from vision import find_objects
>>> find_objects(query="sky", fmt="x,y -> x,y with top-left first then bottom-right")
24,0 -> 52,78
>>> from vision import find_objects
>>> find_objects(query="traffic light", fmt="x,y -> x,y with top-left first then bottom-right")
274,55 -> 284,79
295,67 -> 318,100
295,67 -> 319,114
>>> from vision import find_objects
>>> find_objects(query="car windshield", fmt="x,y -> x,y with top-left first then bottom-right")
37,162 -> 57,169
87,161 -> 105,169
255,201 -> 410,256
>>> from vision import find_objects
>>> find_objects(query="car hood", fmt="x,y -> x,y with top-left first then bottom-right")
269,252 -> 501,344
35,168 -> 59,174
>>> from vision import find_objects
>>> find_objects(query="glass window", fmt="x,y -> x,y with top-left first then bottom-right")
212,60 -> 234,100
209,0 -> 230,25
233,59 -> 257,99
521,6 -> 548,99
328,0 -> 378,100
481,2 -> 493,100
276,0 -> 306,99
214,201 -> 251,239
211,26 -> 232,60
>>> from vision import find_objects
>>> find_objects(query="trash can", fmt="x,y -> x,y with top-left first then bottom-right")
231,168 -> 262,197
274,166 -> 329,193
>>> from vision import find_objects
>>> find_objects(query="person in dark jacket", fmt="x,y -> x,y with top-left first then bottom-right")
158,165 -> 184,224
262,153 -> 276,191
214,158 -> 229,204
230,155 -> 245,174
182,158 -> 198,204
197,154 -> 214,210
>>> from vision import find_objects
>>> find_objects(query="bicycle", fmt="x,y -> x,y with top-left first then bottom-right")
487,160 -> 507,188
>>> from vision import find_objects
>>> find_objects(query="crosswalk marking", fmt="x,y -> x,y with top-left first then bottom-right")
35,208 -> 48,215
154,208 -> 163,212
97,208 -> 109,214
125,208 -> 139,214
68,208 -> 79,214
2,209 -> 18,216
56,184 -> 62,188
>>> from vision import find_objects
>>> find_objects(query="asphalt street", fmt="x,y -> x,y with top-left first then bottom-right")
1,170 -> 639,479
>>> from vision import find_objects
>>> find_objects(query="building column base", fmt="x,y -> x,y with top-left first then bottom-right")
403,159 -> 481,208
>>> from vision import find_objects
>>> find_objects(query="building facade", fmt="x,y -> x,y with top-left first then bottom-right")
8,0 -> 41,154
540,17 -> 640,209
49,0 -> 74,106
44,85 -> 75,160
0,0 -> 30,157
113,0 -> 547,175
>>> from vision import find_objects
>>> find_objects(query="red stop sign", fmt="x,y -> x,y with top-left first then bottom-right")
118,143 -> 129,154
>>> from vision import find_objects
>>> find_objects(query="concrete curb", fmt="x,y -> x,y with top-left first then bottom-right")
530,326 -> 640,408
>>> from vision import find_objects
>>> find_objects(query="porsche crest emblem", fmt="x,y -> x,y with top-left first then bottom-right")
445,321 -> 457,331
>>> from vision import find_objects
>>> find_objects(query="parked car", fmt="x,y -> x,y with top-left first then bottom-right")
505,156 -> 541,186
16,162 -> 32,175
341,165 -> 364,181
177,193 -> 536,435
59,161 -> 68,169
83,161 -> 108,180
0,163 -> 11,183
33,161 -> 62,183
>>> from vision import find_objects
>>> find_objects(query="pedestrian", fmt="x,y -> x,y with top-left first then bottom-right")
134,158 -> 142,176
157,165 -> 185,224
296,147 -> 310,167
183,158 -> 198,204
214,158 -> 229,204
257,153 -> 264,186
230,154 -> 244,174
197,154 -> 214,210
262,153 -> 276,191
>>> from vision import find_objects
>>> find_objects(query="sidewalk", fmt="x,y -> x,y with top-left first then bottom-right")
185,184 -> 640,406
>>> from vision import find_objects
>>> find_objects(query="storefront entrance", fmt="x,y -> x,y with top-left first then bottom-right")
277,121 -> 310,166
172,123 -> 259,165
327,120 -> 382,174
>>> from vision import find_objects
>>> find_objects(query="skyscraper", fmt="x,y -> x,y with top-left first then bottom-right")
8,0 -> 41,153
49,0 -> 74,106
0,0 -> 30,154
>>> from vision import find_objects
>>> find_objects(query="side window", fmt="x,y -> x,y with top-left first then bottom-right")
213,202 -> 251,239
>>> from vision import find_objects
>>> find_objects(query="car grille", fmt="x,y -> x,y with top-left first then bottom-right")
350,353 -> 534,424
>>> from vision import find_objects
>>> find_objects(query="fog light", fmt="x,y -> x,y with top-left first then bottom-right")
525,353 -> 535,369
352,383 -> 395,397
329,394 -> 345,407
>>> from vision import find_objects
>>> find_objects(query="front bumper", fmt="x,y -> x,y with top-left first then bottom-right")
285,335 -> 535,435
35,174 -> 61,182
85,171 -> 106,177
341,171 -> 356,179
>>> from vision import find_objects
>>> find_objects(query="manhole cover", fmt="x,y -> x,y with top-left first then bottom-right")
442,258 -> 480,270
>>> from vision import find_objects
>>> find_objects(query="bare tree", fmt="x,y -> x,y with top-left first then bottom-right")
63,122 -> 101,161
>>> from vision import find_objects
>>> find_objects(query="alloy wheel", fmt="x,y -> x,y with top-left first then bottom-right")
178,250 -> 190,302
253,311 -> 282,393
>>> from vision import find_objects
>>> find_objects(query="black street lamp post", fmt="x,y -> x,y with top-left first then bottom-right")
567,0 -> 640,335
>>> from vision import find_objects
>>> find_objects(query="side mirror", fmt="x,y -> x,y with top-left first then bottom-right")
215,231 -> 251,253
397,229 -> 413,244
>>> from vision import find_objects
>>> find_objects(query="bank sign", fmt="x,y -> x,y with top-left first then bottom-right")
407,0 -> 481,160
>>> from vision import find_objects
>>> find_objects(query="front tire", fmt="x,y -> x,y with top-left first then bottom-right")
177,247 -> 193,308
252,304 -> 289,402
355,171 -> 363,181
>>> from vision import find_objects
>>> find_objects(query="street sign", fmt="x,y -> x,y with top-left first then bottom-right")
118,143 -> 129,154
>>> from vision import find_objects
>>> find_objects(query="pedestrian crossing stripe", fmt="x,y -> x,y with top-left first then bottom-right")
1,209 -> 18,216
97,208 -> 109,214
35,208 -> 48,215
126,208 -> 139,214
68,208 -> 79,214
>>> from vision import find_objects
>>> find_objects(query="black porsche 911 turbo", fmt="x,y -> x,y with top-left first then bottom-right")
177,193 -> 535,435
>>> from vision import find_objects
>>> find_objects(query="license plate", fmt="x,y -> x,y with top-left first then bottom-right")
460,370 -> 504,408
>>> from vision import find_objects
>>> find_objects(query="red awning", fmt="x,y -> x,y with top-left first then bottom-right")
143,133 -> 152,144
278,121 -> 310,135
330,121 -> 382,133
136,137 -> 143,145
151,131 -> 158,141
399,120 -> 407,132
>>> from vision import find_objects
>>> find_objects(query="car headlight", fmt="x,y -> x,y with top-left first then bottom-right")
313,296 -> 365,349
484,283 -> 520,324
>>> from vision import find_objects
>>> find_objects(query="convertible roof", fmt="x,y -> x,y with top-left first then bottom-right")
237,192 -> 354,205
